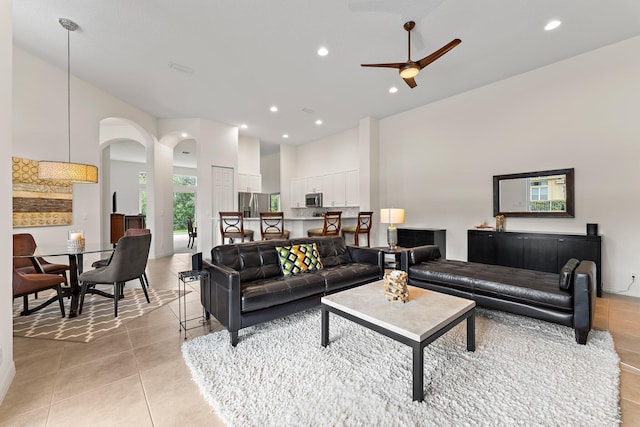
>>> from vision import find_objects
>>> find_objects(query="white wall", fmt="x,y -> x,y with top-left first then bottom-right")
261,149 -> 280,194
12,48 -> 157,248
0,0 -> 15,403
238,136 -> 260,174
110,160 -> 145,215
292,128 -> 359,177
197,119 -> 238,254
379,36 -> 640,296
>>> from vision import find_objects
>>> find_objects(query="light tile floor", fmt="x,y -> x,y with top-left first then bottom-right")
1,253 -> 639,426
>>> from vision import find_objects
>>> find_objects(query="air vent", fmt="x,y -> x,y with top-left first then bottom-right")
301,108 -> 315,114
169,62 -> 195,74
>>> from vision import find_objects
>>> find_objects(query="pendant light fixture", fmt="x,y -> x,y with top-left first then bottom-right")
38,18 -> 98,184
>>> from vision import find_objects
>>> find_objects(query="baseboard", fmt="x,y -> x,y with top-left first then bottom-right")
0,361 -> 16,404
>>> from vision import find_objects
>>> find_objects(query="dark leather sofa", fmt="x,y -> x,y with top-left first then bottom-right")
401,245 -> 596,344
201,236 -> 383,345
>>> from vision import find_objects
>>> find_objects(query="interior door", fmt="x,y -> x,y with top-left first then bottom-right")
212,166 -> 234,246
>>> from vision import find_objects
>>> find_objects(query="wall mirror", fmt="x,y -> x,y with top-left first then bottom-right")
493,168 -> 574,217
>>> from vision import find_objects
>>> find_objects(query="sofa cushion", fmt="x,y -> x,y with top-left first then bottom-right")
559,258 -> 580,290
314,262 -> 381,292
290,236 -> 351,267
212,241 -> 284,283
276,243 -> 323,276
241,273 -> 326,312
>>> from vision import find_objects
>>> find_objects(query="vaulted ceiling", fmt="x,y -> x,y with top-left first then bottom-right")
12,0 -> 640,146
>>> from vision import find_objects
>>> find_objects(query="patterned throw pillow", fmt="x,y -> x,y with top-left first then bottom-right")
276,243 -> 323,276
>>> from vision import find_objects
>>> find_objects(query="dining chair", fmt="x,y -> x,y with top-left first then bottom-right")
307,211 -> 342,237
13,233 -> 69,285
13,266 -> 66,317
78,233 -> 152,317
259,212 -> 290,240
219,212 -> 254,244
186,217 -> 197,249
91,228 -> 151,288
341,211 -> 374,247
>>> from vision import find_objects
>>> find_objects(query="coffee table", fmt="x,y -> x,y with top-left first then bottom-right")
321,280 -> 475,402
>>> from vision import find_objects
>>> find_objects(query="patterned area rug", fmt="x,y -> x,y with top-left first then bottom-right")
13,287 -> 182,343
183,308 -> 620,426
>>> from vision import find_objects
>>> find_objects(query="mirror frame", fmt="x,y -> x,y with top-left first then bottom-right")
493,168 -> 575,218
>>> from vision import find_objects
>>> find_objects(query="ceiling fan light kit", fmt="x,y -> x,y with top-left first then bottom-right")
399,64 -> 420,79
37,18 -> 98,184
362,21 -> 461,89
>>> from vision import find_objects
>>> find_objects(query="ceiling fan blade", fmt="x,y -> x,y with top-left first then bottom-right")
403,77 -> 417,88
417,39 -> 461,69
361,62 -> 404,69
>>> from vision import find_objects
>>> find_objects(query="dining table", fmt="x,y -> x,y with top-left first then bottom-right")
13,243 -> 114,318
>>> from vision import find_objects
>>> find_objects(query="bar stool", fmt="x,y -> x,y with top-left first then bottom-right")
259,212 -> 290,240
307,211 -> 342,237
220,212 -> 254,244
342,211 -> 373,247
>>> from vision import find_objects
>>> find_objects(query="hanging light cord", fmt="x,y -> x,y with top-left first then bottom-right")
66,24 -> 71,163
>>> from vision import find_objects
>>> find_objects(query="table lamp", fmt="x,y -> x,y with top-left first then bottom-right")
380,208 -> 405,249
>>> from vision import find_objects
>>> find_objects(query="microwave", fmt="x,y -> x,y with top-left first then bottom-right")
305,193 -> 323,208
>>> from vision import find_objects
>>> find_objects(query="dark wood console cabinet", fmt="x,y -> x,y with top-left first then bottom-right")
110,213 -> 146,244
397,228 -> 446,255
467,229 -> 602,296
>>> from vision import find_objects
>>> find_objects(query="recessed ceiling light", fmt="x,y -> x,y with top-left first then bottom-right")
181,132 -> 188,138
544,20 -> 561,31
283,134 -> 289,139
389,86 -> 398,94
317,47 -> 329,57
315,119 -> 323,125
270,106 -> 278,112
240,124 -> 248,129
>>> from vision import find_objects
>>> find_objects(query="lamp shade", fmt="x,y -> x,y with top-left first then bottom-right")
380,208 -> 405,224
38,161 -> 98,183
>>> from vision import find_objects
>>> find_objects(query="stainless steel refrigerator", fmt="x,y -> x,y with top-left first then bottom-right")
238,192 -> 270,218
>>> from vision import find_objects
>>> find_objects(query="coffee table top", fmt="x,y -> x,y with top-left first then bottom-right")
321,280 -> 475,342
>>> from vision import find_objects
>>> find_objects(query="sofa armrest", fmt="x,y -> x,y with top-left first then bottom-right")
347,246 -> 384,278
400,245 -> 442,271
201,259 -> 242,334
572,260 -> 596,344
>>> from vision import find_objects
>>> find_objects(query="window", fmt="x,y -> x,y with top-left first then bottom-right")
270,193 -> 281,211
139,172 -> 147,214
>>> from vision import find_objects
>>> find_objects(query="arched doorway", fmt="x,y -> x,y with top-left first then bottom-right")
99,118 -> 156,254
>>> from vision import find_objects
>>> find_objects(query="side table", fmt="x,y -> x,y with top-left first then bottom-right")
178,270 -> 209,340
373,246 -> 410,270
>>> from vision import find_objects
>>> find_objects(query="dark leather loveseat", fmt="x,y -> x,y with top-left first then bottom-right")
201,236 -> 383,345
401,245 -> 596,344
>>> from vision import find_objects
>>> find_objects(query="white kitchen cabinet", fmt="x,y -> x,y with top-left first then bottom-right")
290,178 -> 305,208
322,172 -> 346,207
305,176 -> 323,194
345,170 -> 360,206
238,173 -> 262,192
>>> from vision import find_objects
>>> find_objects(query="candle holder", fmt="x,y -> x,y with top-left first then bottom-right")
67,229 -> 85,253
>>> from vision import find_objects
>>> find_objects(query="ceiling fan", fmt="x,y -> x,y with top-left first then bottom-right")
361,21 -> 461,88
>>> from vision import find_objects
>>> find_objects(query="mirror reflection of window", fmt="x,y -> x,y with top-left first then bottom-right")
529,175 -> 565,212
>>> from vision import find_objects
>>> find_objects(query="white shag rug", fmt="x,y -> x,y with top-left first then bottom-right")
182,308 -> 620,427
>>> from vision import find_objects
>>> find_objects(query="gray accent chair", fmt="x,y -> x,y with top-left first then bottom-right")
79,233 -> 152,317
91,228 -> 151,288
